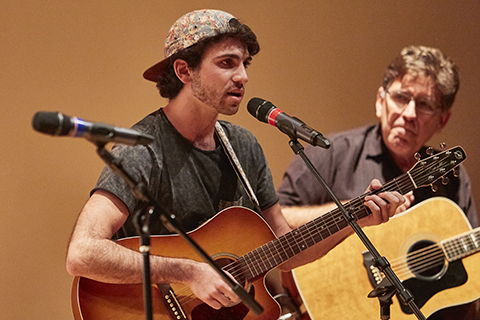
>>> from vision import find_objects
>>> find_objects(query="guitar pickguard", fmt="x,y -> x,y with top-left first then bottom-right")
399,261 -> 467,314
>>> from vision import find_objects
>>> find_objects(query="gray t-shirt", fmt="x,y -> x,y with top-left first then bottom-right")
93,109 -> 278,238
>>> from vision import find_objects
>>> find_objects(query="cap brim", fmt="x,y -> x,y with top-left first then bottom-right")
143,57 -> 170,82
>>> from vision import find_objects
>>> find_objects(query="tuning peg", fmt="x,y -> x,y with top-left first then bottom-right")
439,142 -> 446,150
453,168 -> 460,177
414,153 -> 421,161
426,147 -> 434,156
431,184 -> 438,192
442,176 -> 449,185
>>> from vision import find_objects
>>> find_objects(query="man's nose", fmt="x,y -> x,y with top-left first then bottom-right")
402,98 -> 417,118
233,65 -> 248,84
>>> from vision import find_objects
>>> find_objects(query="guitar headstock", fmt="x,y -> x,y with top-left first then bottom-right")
408,146 -> 466,189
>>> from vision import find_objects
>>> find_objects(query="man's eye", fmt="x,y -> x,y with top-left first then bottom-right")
417,101 -> 435,111
393,93 -> 411,104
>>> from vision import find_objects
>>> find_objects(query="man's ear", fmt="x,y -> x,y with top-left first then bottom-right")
436,110 -> 451,133
173,59 -> 191,84
375,86 -> 385,118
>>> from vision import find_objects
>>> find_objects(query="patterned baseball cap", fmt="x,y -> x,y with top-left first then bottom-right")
143,9 -> 237,82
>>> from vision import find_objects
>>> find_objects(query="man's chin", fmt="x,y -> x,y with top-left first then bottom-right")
220,105 -> 240,116
388,136 -> 416,154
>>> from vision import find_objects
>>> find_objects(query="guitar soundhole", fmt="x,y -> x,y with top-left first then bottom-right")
407,240 -> 447,280
213,254 -> 252,301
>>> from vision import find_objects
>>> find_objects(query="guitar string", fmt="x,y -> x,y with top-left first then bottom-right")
173,228 -> 480,306
221,168 -> 429,283
221,151 -> 456,283
179,154 -> 460,303
160,150 -> 460,305
369,229 -> 480,279
170,232 -> 476,306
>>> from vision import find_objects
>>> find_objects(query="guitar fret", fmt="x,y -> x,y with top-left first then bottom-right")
265,242 -> 279,266
258,246 -> 270,272
297,225 -> 311,250
309,220 -> 324,244
245,250 -> 261,277
291,230 -> 303,254
442,228 -> 480,261
265,242 -> 277,266
471,231 -> 480,249
281,233 -> 296,258
316,218 -> 333,239
271,242 -> 280,263
273,238 -> 289,263
233,257 -> 250,283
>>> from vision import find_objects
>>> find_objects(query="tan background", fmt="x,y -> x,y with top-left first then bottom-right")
1,1 -> 479,319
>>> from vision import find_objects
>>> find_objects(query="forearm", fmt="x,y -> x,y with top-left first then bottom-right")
66,191 -> 198,285
66,234 -> 198,285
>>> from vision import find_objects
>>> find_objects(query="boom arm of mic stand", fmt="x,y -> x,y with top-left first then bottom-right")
94,144 -> 263,318
287,138 -> 426,320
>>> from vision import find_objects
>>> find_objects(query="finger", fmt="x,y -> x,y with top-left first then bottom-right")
226,291 -> 240,303
381,192 -> 405,214
214,290 -> 235,307
205,297 -> 223,310
364,195 -> 390,222
367,179 -> 382,192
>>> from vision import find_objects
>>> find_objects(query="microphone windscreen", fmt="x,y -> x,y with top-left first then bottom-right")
32,112 -> 71,135
247,98 -> 274,123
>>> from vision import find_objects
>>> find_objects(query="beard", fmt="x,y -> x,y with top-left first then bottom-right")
191,72 -> 239,116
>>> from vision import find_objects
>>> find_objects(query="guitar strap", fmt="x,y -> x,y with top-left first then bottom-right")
215,121 -> 261,212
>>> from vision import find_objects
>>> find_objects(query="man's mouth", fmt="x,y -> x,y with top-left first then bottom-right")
227,91 -> 243,98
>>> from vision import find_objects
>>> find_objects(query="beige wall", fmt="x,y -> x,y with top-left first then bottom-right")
1,1 -> 479,319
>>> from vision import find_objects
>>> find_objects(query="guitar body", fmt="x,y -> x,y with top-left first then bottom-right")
71,206 -> 304,320
293,197 -> 480,320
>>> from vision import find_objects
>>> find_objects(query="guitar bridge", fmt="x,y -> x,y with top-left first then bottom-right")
362,251 -> 384,288
157,283 -> 188,320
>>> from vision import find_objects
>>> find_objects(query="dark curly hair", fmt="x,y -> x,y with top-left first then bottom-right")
156,18 -> 260,100
382,45 -> 459,111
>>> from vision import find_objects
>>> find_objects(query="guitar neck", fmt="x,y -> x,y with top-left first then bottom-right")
442,227 -> 480,261
229,146 -> 466,282
233,172 -> 415,281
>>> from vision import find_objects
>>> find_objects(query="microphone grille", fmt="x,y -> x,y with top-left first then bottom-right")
247,98 -> 274,123
32,111 -> 71,135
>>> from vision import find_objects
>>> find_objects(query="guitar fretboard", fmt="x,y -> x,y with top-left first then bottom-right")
442,228 -> 480,261
231,174 -> 414,281
227,146 -> 466,283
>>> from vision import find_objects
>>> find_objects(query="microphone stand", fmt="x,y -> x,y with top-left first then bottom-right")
94,142 -> 264,320
287,138 -> 426,320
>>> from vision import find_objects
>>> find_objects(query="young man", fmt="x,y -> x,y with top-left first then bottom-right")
66,9 -> 405,314
278,45 -> 477,228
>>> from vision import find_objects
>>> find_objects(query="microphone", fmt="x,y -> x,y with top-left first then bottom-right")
247,98 -> 330,149
32,111 -> 154,146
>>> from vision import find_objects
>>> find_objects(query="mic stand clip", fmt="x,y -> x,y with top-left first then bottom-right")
287,138 -> 426,320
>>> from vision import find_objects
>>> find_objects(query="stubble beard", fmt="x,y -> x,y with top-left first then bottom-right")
191,73 -> 238,116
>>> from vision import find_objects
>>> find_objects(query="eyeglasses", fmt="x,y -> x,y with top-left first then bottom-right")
384,89 -> 441,115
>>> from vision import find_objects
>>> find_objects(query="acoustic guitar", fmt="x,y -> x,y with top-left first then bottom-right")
293,197 -> 480,319
71,146 -> 466,320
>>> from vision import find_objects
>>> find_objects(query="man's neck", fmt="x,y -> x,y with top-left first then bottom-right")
390,151 -> 416,173
163,95 -> 219,151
